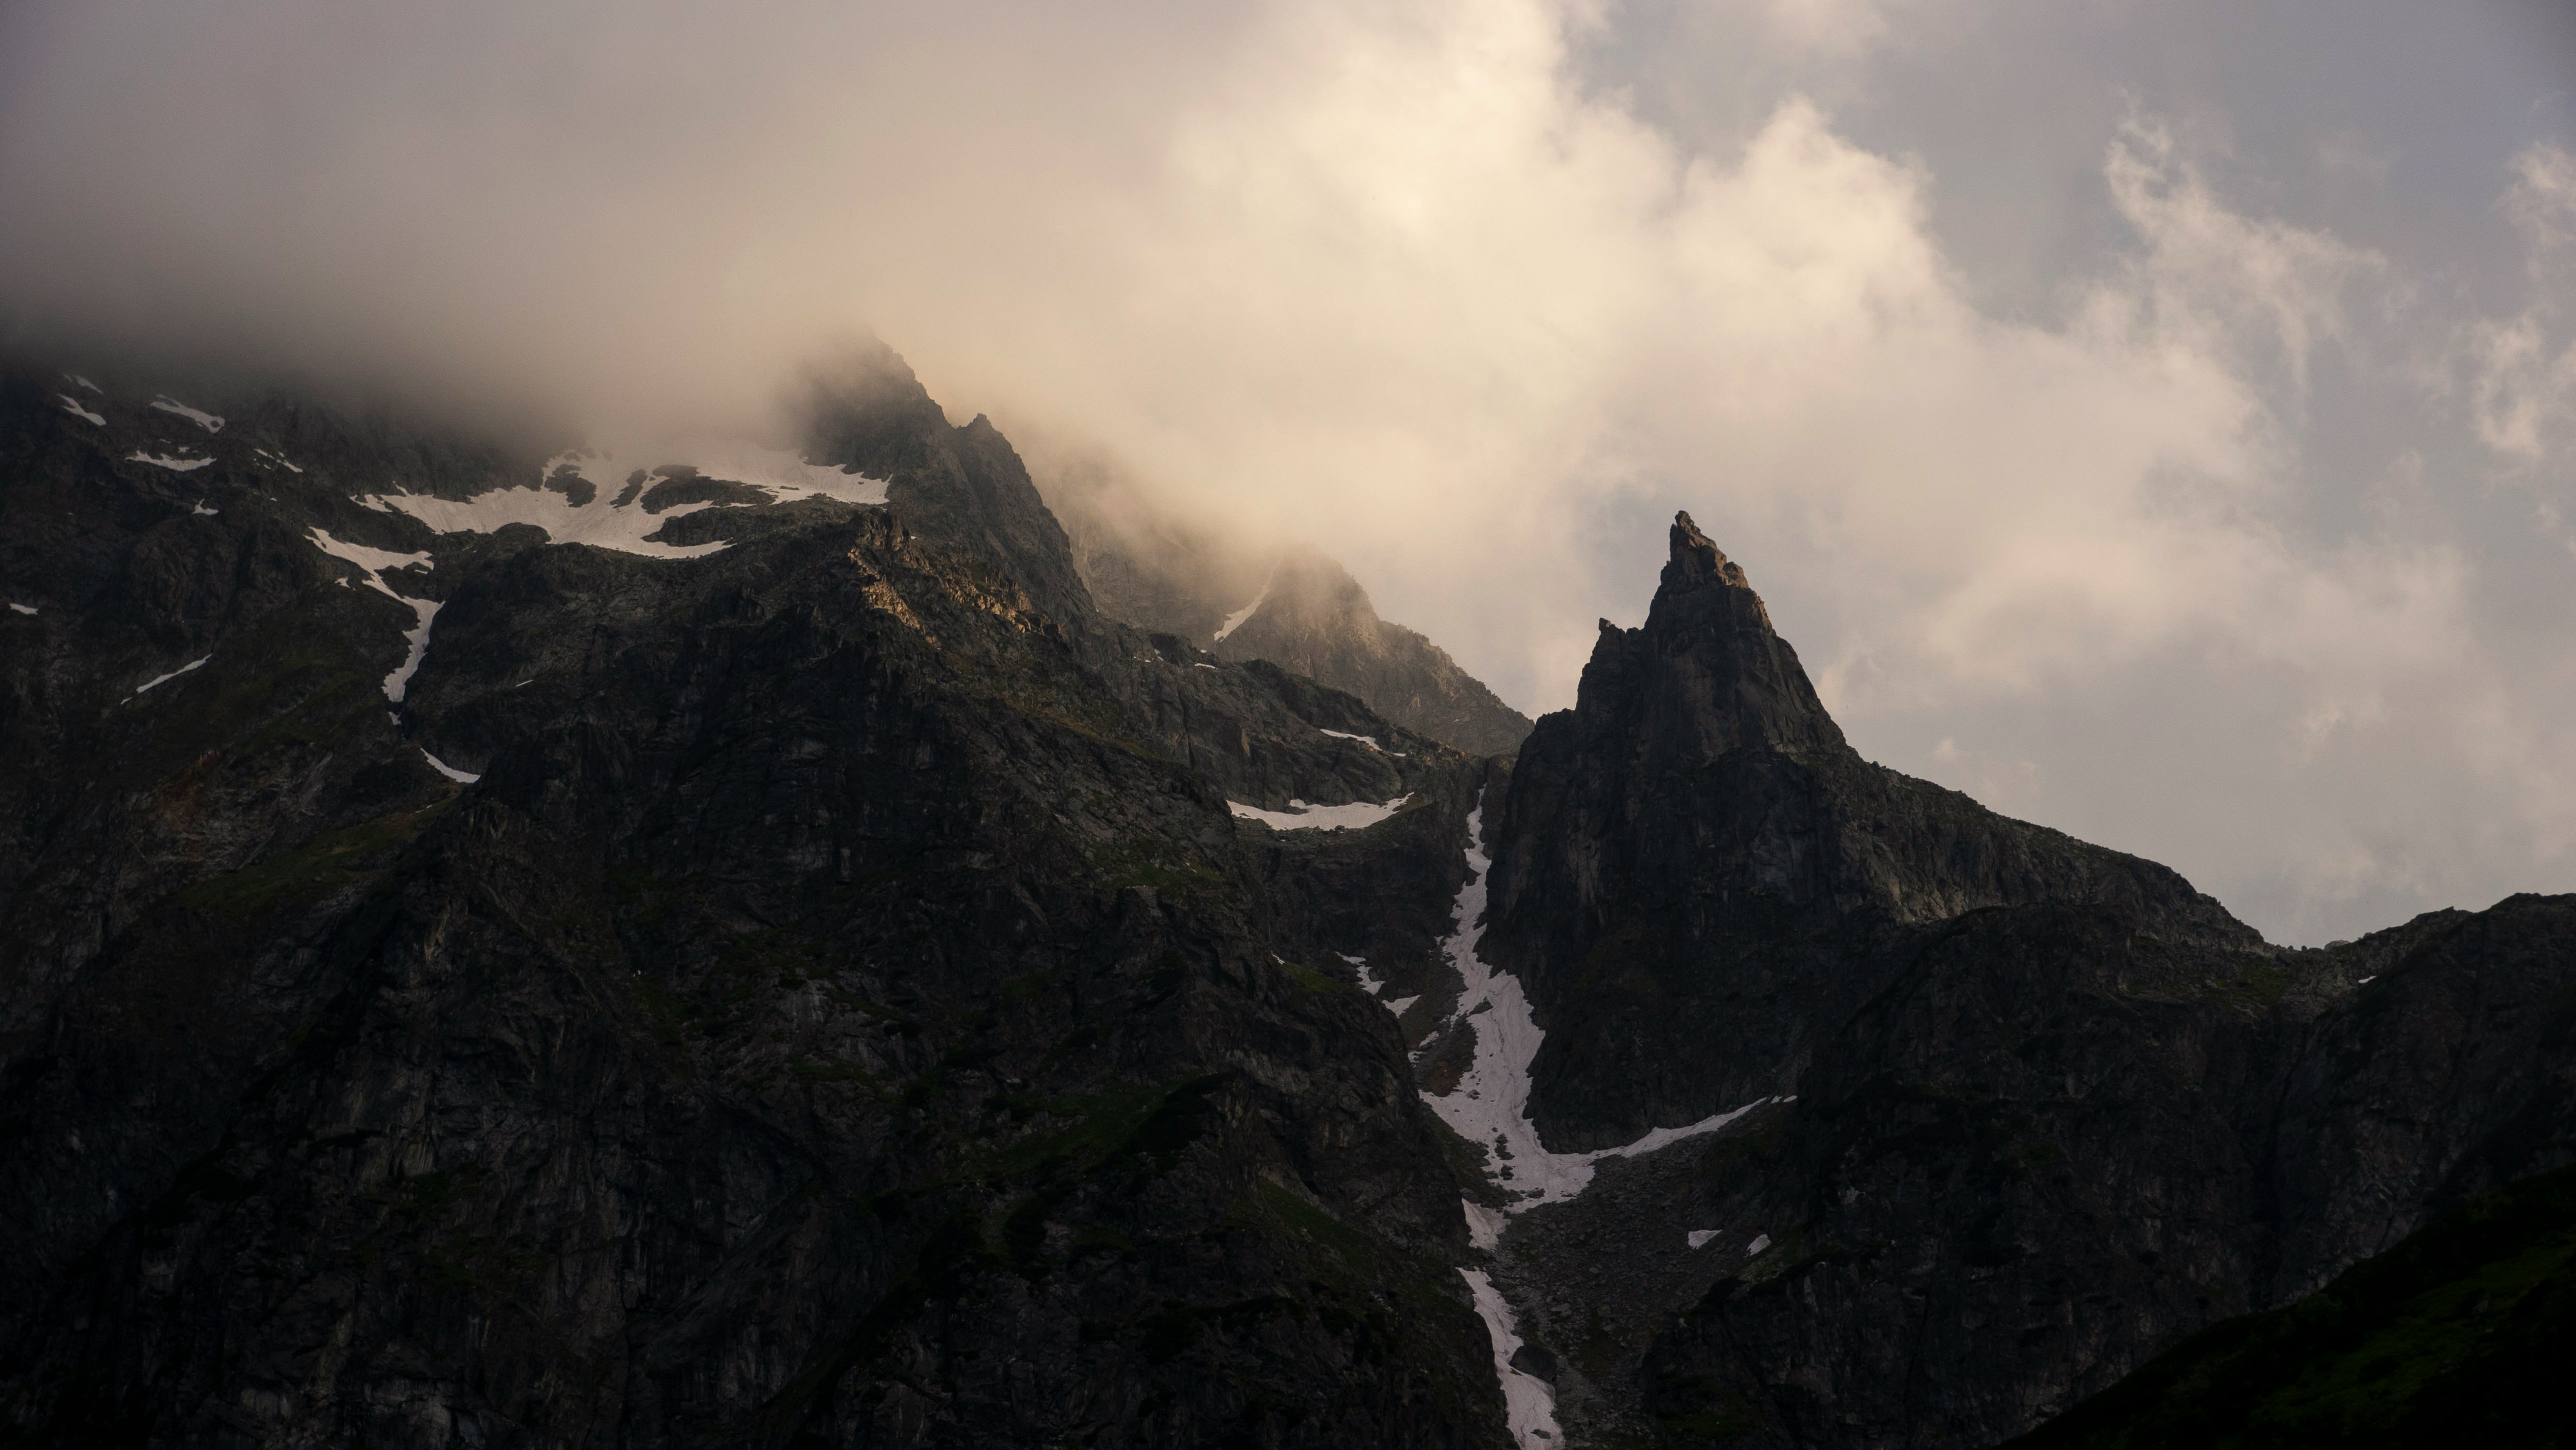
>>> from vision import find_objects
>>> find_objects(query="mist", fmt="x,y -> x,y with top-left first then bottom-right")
6,0 -> 2574,944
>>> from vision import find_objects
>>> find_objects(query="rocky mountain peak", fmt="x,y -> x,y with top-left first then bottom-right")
1662,508 -> 1750,592
1576,511 -> 1841,760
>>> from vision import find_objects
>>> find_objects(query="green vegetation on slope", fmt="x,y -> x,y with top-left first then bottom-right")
2008,1164 -> 2576,1450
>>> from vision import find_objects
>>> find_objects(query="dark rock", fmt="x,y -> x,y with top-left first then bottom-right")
0,349 -> 1515,1449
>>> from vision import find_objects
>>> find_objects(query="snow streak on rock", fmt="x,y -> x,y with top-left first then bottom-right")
149,397 -> 224,432
421,749 -> 480,784
57,396 -> 104,426
1462,1268 -> 1559,1447
128,656 -> 210,699
1318,727 -> 1405,756
1213,567 -> 1273,641
1415,794 -> 1782,1448
1425,796 -> 1775,1212
306,528 -> 441,702
384,600 -> 441,704
7,604 -> 35,616
1342,951 -> 1421,1018
128,451 -> 212,472
1227,795 -> 1412,831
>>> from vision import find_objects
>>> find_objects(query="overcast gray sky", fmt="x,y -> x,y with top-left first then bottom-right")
3,0 -> 2572,943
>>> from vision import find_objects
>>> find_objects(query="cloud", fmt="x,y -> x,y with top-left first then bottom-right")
2,0 -> 2568,941
2469,144 -> 2576,463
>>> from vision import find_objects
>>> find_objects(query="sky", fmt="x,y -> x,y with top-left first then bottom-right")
2,0 -> 2572,943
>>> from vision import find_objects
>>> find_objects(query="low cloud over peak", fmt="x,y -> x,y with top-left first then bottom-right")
4,0 -> 2573,943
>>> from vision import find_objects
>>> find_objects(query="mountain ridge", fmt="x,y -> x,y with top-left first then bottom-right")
2,347 -> 2570,1450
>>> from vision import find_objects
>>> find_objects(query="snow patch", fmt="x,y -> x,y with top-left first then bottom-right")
1465,1201 -> 1508,1252
57,395 -> 104,426
308,528 -> 430,593
1192,662 -> 1217,669
191,501 -> 218,517
1318,727 -> 1406,756
384,599 -> 442,703
1461,1268 -> 1560,1448
421,749 -> 480,784
1345,951 -> 1414,1017
1213,568 -> 1274,642
9,603 -> 37,616
1422,795 -> 1780,1211
150,397 -> 224,432
65,373 -> 101,394
305,528 -> 441,701
1228,795 -> 1411,832
1747,1234 -> 1772,1256
253,448 -> 305,473
1687,1230 -> 1718,1250
129,451 -> 212,472
130,655 -> 210,698
2356,975 -> 2376,985
358,443 -> 884,561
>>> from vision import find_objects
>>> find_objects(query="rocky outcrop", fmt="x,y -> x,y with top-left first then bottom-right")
2001,1159 -> 2576,1448
1045,472 -> 1534,759
1486,513 -> 2257,1149
0,353 -> 1512,1449
1211,547 -> 1533,759
1470,512 -> 2576,1448
1632,895 -> 2576,1448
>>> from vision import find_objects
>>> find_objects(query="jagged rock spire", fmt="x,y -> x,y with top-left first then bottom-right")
1663,510 -> 1750,591
1572,511 -> 1841,759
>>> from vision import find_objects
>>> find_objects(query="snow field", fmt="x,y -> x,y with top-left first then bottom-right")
1227,795 -> 1413,831
1461,1268 -> 1561,1446
358,445 -> 886,561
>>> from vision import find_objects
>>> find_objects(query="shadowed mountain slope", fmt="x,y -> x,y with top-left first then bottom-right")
1458,513 -> 2575,1449
0,351 -> 1515,1449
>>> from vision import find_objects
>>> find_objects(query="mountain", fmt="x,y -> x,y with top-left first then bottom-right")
0,351 -> 1513,1447
2000,1162 -> 2576,1449
3,344 -> 2570,1450
1043,463 -> 1535,758
1465,517 -> 2576,1446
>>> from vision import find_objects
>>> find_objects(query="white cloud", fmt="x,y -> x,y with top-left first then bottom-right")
3,0 -> 2570,941
2469,144 -> 2576,464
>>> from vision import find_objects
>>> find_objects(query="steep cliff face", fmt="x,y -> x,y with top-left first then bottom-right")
0,354 -> 1512,1449
1466,514 -> 2575,1449
1630,896 -> 2576,1448
1486,513 -> 2257,1149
